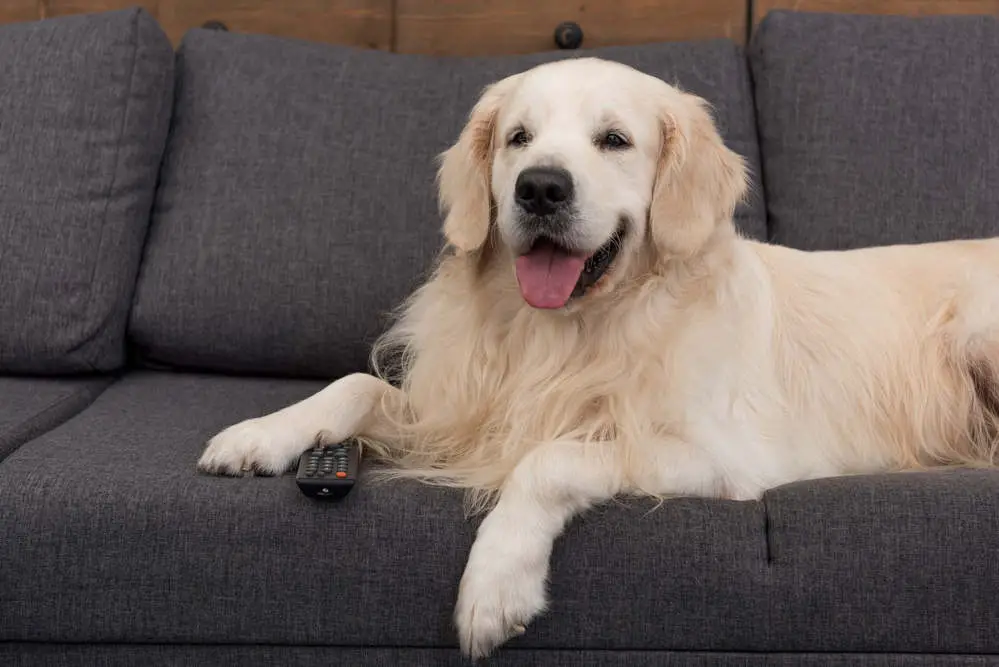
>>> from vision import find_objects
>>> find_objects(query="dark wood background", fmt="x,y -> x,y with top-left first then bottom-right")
2,1 -> 997,52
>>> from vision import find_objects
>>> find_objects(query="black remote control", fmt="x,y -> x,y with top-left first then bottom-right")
295,440 -> 361,500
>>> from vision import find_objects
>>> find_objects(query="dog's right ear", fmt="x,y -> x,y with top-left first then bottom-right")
437,75 -> 520,253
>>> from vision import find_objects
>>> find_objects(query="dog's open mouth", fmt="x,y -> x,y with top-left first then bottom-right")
515,225 -> 625,310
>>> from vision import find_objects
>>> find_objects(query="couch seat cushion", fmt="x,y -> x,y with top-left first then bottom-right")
0,372 -> 765,650
749,11 -> 999,250
129,31 -> 766,379
0,9 -> 174,373
1,373 -> 997,654
0,377 -> 112,461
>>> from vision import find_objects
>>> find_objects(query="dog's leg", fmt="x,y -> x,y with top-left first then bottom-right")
454,437 -> 722,659
198,373 -> 402,475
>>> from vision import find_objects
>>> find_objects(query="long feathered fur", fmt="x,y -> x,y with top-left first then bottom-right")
357,60 -> 999,514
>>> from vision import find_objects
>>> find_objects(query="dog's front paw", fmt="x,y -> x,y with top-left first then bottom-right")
454,536 -> 548,660
198,418 -> 308,476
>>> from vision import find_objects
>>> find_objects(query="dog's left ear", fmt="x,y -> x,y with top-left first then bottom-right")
648,92 -> 748,260
437,74 -> 521,253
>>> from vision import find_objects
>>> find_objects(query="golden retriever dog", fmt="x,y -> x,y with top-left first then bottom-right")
198,57 -> 999,658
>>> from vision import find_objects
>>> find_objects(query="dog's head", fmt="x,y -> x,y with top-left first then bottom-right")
438,58 -> 747,311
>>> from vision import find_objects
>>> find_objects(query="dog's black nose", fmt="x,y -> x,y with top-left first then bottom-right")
515,167 -> 574,216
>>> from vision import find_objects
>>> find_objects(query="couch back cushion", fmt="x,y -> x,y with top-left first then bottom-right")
750,11 -> 999,250
0,9 -> 174,374
130,31 -> 766,379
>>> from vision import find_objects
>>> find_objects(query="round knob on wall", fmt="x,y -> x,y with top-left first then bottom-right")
202,20 -> 229,31
554,21 -> 584,50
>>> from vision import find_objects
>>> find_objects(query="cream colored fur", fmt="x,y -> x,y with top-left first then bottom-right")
198,58 -> 999,659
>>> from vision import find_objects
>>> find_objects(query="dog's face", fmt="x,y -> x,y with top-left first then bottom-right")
438,58 -> 747,311
488,64 -> 661,309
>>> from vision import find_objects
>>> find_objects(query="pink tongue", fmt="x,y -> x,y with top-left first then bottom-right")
515,240 -> 587,309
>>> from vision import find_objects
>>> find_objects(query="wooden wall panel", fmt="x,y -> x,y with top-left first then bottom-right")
755,0 -> 999,23
395,0 -> 748,56
0,1 -> 41,23
41,0 -> 158,20
7,0 -> 996,55
156,0 -> 392,48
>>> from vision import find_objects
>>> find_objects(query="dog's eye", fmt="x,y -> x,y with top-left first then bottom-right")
508,129 -> 531,148
599,131 -> 631,150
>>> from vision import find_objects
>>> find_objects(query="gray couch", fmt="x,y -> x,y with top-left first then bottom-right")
1,7 -> 998,666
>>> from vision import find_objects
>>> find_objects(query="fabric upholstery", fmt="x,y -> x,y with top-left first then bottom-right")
762,471 -> 999,653
749,11 -> 999,250
0,9 -> 174,373
2,374 -> 997,653
129,31 -> 766,379
2,645 -> 997,667
0,373 -> 761,649
0,377 -> 113,461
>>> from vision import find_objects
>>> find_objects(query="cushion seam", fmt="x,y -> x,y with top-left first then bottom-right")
0,376 -> 115,463
3,641 -> 999,657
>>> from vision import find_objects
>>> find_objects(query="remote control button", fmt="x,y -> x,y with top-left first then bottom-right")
335,471 -> 347,478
